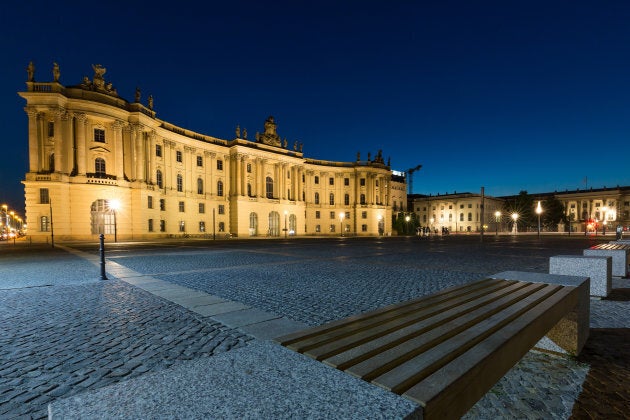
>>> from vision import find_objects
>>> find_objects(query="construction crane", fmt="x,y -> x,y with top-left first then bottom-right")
406,164 -> 422,195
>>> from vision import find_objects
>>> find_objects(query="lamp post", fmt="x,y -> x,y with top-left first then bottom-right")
405,215 -> 410,235
109,200 -> 120,242
536,201 -> 542,239
284,210 -> 288,238
511,213 -> 518,234
494,211 -> 501,236
340,213 -> 345,236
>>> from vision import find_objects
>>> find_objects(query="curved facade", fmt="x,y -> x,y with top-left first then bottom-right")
19,64 -> 404,241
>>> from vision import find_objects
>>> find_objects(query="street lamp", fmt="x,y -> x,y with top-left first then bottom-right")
511,213 -> 518,234
109,199 -> 120,242
284,210 -> 288,238
340,213 -> 345,236
494,211 -> 501,236
405,215 -> 410,235
536,201 -> 542,239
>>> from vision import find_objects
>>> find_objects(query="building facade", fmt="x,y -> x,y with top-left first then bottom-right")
412,193 -> 505,233
554,187 -> 630,233
20,64 -> 404,241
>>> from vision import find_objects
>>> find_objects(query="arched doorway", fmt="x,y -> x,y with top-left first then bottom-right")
268,211 -> 280,236
91,199 -> 115,235
289,214 -> 297,236
249,212 -> 258,236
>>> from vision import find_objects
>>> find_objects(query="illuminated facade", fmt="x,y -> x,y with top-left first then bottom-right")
555,187 -> 630,233
19,63 -> 404,241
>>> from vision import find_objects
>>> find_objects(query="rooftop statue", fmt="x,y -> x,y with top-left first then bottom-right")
26,61 -> 35,82
53,62 -> 60,82
258,116 -> 281,147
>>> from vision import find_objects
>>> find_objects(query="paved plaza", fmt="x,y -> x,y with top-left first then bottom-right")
1,235 -> 629,418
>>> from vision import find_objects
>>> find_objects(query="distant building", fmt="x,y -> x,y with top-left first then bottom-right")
19,63 -> 405,241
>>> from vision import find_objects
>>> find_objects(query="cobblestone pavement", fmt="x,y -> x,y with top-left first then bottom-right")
0,245 -> 251,419
1,235 -> 629,419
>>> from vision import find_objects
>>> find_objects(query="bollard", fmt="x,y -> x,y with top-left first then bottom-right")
99,233 -> 108,280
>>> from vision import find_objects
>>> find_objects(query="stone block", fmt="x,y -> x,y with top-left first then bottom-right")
583,248 -> 629,278
491,271 -> 590,356
549,255 -> 611,297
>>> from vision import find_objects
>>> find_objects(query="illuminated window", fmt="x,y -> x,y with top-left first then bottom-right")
94,128 -> 105,143
176,150 -> 183,162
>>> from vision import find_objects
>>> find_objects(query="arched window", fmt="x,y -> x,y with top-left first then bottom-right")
156,170 -> 163,188
329,193 -> 334,205
314,192 -> 320,204
217,180 -> 224,196
177,174 -> 183,192
268,211 -> 280,236
289,214 -> 297,235
95,158 -> 106,177
249,212 -> 258,236
266,176 -> 273,199
197,178 -> 203,194
344,194 -> 350,206
90,199 -> 115,235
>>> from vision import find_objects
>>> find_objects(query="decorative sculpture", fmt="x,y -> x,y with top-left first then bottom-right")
235,125 -> 241,138
52,62 -> 60,82
135,87 -> 141,102
26,61 -> 35,82
148,95 -> 154,110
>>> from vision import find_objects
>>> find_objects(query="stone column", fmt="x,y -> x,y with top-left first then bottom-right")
25,107 -> 40,172
134,125 -> 146,182
240,156 -> 246,196
113,121 -> 124,179
74,113 -> 87,175
185,146 -> 195,194
62,110 -> 73,175
205,151 -> 215,196
148,132 -> 156,184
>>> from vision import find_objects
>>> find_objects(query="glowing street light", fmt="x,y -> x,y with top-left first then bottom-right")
536,201 -> 543,239
109,199 -> 120,242
511,213 -> 519,234
494,211 -> 501,236
340,212 -> 345,236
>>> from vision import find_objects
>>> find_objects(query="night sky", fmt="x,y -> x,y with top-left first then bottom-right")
2,0 -> 630,217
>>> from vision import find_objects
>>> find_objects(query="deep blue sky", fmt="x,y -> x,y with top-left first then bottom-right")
2,0 -> 630,216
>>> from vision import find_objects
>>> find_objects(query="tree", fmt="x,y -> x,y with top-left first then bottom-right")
503,191 -> 535,230
542,196 -> 566,231
393,212 -> 419,235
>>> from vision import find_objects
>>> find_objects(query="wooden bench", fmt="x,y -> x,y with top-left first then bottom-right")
275,274 -> 589,419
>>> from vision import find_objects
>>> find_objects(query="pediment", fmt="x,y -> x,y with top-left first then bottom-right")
90,146 -> 111,153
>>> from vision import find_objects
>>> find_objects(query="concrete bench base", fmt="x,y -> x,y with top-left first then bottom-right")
584,245 -> 630,278
548,255 -> 612,297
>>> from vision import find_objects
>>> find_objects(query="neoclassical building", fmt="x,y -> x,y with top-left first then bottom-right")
20,63 -> 404,241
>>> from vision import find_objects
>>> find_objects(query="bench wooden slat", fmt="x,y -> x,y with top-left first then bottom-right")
402,285 -> 578,419
321,281 -> 541,371
278,278 -> 510,351
365,284 -> 562,391
297,280 -> 521,358
346,283 -> 554,383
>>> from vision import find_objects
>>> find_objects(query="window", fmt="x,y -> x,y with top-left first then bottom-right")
468,213 -> 472,221
344,194 -> 350,206
199,203 -> 205,213
360,178 -> 366,186
344,178 -> 349,186
362,224 -> 368,232
287,171 -> 291,179
218,204 -> 225,215
177,174 -> 183,192
468,204 -> 472,208
315,211 -> 320,219
329,177 -> 334,185
40,188 -> 50,204
40,216 -> 49,232
47,121 -> 54,137
625,201 -> 630,207
315,224 -> 321,232
148,219 -> 154,232
160,199 -> 165,211
265,177 -> 273,198
49,153 -> 55,172
160,220 -> 166,232
362,211 -> 367,219
217,180 -> 224,196
95,158 -> 106,176
199,221 -> 206,232
330,211 -> 335,219
156,144 -> 162,157
147,196 -> 153,209
314,176 -> 319,184
196,156 -> 203,167
94,128 -> 105,143
345,212 -> 350,220
179,201 -> 185,212
360,194 -> 366,205
247,163 -> 252,173
197,178 -> 204,194
218,222 -> 225,232
287,189 -> 291,200
176,150 -> 183,162
247,183 -> 252,196
179,221 -> 185,232
329,193 -> 334,205
330,225 -> 336,232
314,192 -> 320,204
460,204 -> 464,209
156,170 -> 163,188
217,160 -> 223,170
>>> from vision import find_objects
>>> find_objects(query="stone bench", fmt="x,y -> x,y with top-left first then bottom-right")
549,255 -> 612,297
276,272 -> 589,419
584,243 -> 630,278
